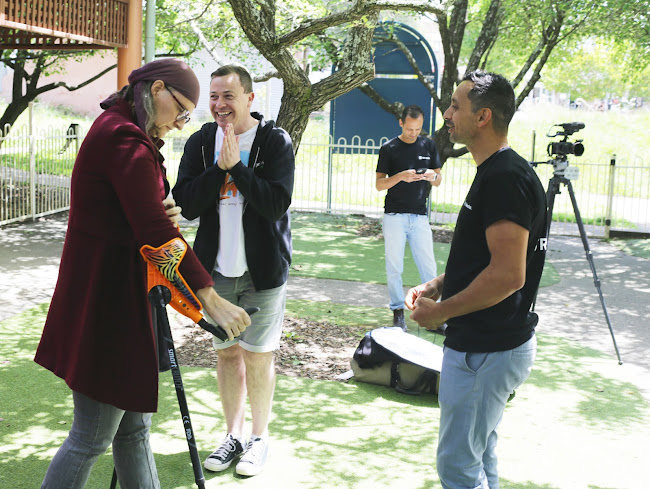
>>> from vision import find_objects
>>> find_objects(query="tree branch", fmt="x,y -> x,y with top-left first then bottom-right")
277,0 -> 444,47
373,28 -> 442,109
229,0 -> 309,93
36,64 -> 117,95
253,71 -> 281,83
190,19 -> 226,65
465,0 -> 504,72
515,16 -> 564,106
172,0 -> 223,26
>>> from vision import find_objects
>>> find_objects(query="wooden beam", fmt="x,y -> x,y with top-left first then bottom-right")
117,0 -> 143,89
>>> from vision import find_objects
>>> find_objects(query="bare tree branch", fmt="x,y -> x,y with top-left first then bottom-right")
374,28 -> 442,109
36,64 -> 117,95
357,82 -> 404,119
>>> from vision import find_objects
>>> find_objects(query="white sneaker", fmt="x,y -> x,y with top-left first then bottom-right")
235,436 -> 269,477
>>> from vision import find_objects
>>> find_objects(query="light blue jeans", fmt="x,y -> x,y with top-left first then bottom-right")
436,335 -> 537,489
382,213 -> 437,310
41,391 -> 160,489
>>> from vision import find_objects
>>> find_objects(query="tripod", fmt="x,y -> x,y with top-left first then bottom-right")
537,164 -> 623,365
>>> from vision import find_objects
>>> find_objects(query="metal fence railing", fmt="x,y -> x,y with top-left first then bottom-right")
0,103 -> 80,226
265,136 -> 648,238
2,122 -> 649,238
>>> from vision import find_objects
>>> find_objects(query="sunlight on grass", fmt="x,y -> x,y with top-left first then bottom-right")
180,211 -> 560,288
609,238 -> 650,259
2,303 -> 649,489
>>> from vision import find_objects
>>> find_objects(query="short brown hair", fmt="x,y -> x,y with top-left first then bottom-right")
210,65 -> 253,93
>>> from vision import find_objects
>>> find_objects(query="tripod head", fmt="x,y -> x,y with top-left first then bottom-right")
529,155 -> 580,180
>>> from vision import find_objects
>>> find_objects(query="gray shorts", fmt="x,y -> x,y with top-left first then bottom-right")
206,271 -> 286,353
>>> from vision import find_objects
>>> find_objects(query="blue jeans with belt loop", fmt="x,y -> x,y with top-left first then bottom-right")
436,334 -> 537,489
41,391 -> 160,489
382,212 -> 437,310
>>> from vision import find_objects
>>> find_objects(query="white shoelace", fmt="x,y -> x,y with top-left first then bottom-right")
213,436 -> 239,459
243,438 -> 266,462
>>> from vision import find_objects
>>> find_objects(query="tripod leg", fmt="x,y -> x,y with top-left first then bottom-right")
149,286 -> 207,489
565,180 -> 623,364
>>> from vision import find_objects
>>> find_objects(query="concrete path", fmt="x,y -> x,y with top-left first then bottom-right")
2,213 -> 649,400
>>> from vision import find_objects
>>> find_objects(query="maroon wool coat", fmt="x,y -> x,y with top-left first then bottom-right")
34,99 -> 213,413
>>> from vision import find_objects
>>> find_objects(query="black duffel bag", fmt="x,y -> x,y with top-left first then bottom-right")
351,327 -> 443,395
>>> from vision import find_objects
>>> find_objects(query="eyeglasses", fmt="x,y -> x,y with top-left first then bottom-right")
166,87 -> 191,124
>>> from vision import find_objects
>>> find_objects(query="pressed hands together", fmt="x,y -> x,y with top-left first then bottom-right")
161,126 -> 250,340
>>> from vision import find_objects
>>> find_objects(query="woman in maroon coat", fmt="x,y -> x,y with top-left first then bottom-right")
35,59 -> 251,489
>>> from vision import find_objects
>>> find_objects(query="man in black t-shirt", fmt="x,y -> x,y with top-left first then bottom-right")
405,72 -> 547,489
376,104 -> 442,330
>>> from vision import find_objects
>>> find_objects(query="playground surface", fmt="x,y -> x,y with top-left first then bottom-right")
1,213 -> 649,488
2,213 -> 647,391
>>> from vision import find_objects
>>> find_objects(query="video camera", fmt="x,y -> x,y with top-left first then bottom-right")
530,122 -> 586,180
547,122 -> 585,158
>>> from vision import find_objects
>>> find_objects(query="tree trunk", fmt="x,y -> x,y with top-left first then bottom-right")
0,60 -> 34,144
0,99 -> 31,134
275,94 -> 312,155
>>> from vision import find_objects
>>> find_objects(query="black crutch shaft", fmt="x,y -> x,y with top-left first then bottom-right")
150,285 -> 206,489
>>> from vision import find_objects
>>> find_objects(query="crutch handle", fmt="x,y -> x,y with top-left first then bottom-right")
197,307 -> 260,341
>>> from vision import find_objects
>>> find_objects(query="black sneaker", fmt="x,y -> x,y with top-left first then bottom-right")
392,309 -> 407,332
204,434 -> 245,472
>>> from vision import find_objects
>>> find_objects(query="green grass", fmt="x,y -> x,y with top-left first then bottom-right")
180,211 -> 560,289
609,238 -> 650,258
550,212 -> 637,229
0,101 -> 95,134
284,299 -> 445,334
433,100 -> 650,168
289,212 -> 447,286
289,212 -> 559,288
2,303 -> 648,489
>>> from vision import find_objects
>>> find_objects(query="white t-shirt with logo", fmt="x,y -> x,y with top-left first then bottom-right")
214,122 -> 259,277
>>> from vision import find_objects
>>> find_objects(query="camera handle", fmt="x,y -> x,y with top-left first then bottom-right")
535,173 -> 623,365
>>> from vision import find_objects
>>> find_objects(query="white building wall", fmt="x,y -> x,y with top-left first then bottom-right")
0,49 -> 285,125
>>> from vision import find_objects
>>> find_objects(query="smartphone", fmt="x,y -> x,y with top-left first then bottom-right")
415,168 -> 427,174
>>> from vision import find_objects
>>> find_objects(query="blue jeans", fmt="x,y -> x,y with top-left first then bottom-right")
382,213 -> 437,310
436,335 -> 537,489
42,391 -> 160,489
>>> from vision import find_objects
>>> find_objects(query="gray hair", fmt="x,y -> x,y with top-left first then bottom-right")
139,81 -> 159,137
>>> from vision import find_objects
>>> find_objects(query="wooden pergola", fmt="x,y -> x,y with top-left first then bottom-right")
0,0 -> 143,87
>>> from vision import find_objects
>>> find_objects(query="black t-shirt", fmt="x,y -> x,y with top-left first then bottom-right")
376,136 -> 442,215
442,148 -> 548,352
